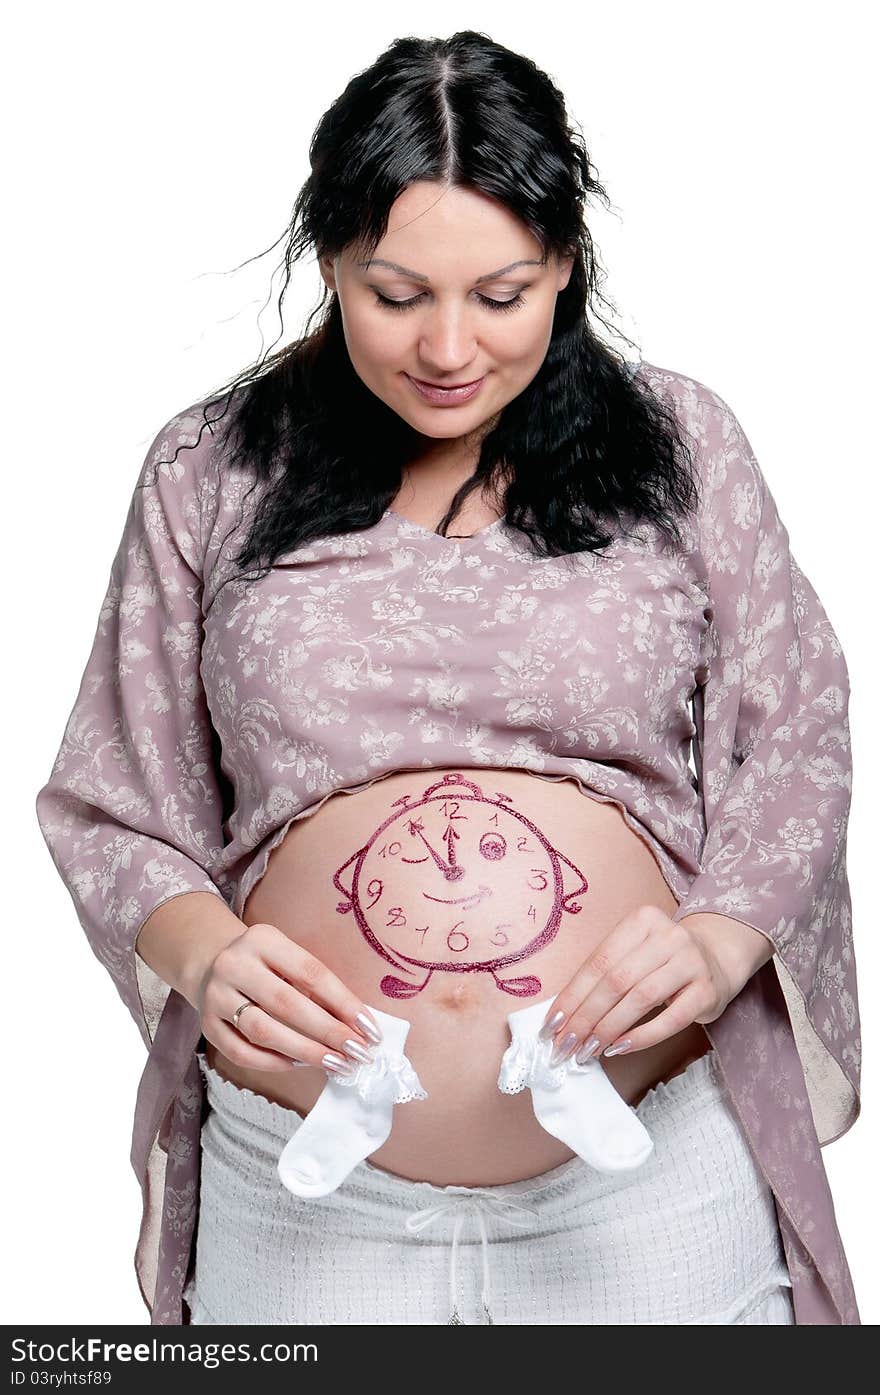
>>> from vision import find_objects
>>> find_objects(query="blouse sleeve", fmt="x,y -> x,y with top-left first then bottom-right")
669,380 -> 860,1145
34,408 -> 231,1052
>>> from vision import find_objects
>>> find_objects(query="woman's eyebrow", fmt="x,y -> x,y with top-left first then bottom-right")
357,258 -> 544,284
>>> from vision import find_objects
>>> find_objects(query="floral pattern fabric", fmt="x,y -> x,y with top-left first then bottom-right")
35,359 -> 860,1323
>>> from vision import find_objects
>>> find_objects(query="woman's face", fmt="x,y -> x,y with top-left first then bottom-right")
319,182 -> 574,458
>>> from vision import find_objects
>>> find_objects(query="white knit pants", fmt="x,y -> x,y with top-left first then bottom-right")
183,1047 -> 795,1325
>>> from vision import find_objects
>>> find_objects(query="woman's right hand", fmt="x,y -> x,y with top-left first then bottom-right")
195,921 -> 383,1075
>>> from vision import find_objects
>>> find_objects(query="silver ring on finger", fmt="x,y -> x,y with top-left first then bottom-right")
232,999 -> 255,1032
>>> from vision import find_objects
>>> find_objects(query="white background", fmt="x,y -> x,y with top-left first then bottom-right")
6,0 -> 876,1324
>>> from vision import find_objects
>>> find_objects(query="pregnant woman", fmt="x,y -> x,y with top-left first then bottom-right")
36,31 -> 861,1325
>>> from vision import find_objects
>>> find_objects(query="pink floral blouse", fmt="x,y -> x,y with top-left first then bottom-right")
35,360 -> 861,1323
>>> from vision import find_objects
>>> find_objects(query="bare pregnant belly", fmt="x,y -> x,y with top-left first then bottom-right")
206,767 -> 711,1185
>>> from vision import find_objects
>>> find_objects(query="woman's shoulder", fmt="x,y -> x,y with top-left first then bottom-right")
144,389 -> 242,492
141,387 -> 259,561
634,357 -> 740,425
636,357 -> 767,503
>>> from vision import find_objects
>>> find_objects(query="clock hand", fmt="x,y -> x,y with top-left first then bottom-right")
443,823 -> 460,869
409,823 -> 464,881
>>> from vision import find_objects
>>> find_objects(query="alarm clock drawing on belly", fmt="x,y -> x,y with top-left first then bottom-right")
332,772 -> 589,999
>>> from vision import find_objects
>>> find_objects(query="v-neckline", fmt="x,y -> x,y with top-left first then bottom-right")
382,508 -> 506,541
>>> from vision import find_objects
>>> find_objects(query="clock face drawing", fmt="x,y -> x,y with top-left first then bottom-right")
332,772 -> 589,999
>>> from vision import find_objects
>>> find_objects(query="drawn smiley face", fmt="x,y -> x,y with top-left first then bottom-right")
333,772 -> 589,999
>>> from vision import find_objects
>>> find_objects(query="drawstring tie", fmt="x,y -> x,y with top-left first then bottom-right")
404,1192 -> 540,1324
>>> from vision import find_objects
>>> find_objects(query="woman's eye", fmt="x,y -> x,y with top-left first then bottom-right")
372,291 -> 525,314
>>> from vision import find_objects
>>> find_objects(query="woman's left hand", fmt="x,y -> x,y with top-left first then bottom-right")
540,905 -> 774,1061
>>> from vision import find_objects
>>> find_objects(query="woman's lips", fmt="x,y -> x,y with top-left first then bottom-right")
415,375 -> 482,388
406,373 -> 486,405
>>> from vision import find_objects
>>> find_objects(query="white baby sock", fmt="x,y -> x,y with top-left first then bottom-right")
277,1007 -> 427,1198
498,996 -> 654,1173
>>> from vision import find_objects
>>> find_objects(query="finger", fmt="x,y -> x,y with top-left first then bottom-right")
541,906 -> 662,1037
207,1011 -> 345,1073
212,959 -> 377,1066
260,933 -> 383,1044
215,926 -> 382,1047
599,979 -> 712,1057
549,934 -> 675,1054
577,958 -> 696,1055
243,954 -> 378,1053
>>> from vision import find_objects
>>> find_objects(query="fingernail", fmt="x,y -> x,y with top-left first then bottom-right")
356,1010 -> 383,1044
549,1031 -> 578,1068
604,1039 -> 632,1058
322,1051 -> 356,1075
575,1035 -> 601,1064
538,1009 -> 565,1042
342,1038 -> 376,1064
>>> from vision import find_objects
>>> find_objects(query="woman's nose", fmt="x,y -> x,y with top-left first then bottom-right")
418,312 -> 478,369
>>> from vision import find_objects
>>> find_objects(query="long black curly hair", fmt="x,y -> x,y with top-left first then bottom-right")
187,30 -> 699,575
